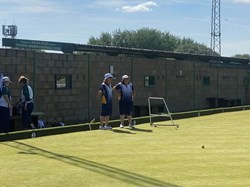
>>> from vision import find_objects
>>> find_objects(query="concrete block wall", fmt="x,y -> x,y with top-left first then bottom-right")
33,52 -> 88,123
1,48 -> 250,125
165,60 -> 195,111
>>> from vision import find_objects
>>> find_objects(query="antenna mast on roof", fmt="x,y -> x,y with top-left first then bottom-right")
211,0 -> 221,56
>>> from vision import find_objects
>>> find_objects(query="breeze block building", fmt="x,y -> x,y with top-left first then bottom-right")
1,38 -> 250,124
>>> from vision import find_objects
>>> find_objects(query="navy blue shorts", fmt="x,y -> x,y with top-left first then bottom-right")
119,100 -> 133,115
101,103 -> 112,116
0,106 -> 10,133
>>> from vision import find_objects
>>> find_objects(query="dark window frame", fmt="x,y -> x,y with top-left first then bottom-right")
144,75 -> 155,87
55,74 -> 72,89
203,76 -> 210,86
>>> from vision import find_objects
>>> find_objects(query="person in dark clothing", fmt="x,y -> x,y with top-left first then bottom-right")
0,76 -> 12,133
18,76 -> 34,130
97,73 -> 113,130
113,75 -> 135,129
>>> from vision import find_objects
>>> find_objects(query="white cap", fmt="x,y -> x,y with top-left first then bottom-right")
3,76 -> 11,83
104,73 -> 113,80
122,75 -> 129,80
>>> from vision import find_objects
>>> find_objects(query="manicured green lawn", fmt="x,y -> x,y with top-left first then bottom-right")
1,110 -> 250,187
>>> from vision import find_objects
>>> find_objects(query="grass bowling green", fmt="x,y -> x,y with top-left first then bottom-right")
1,110 -> 250,187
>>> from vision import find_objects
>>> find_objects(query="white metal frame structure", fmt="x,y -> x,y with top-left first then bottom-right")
88,118 -> 95,130
148,97 -> 179,128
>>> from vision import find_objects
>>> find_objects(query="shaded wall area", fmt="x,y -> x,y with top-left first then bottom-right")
1,48 -> 250,124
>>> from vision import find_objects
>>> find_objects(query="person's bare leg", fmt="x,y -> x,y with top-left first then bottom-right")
120,114 -> 125,125
105,116 -> 110,126
100,115 -> 104,126
127,115 -> 132,125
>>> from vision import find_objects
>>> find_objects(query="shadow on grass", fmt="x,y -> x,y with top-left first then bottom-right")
18,151 -> 38,155
112,129 -> 135,134
2,141 -> 181,187
152,124 -> 178,127
129,128 -> 153,133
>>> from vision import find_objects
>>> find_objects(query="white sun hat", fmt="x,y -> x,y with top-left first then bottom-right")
104,73 -> 113,80
3,76 -> 11,83
122,75 -> 129,80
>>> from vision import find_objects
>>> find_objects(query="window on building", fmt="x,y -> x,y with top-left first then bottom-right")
244,77 -> 250,87
203,76 -> 210,86
55,75 -> 72,89
144,76 -> 155,87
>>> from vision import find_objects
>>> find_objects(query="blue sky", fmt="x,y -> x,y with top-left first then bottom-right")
0,0 -> 250,56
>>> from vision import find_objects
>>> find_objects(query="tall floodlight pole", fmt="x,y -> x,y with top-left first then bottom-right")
211,0 -> 221,55
2,25 -> 17,39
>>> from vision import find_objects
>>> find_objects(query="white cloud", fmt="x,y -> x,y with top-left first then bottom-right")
231,0 -> 250,4
0,0 -> 64,14
222,39 -> 250,56
119,1 -> 158,13
225,22 -> 250,30
183,16 -> 210,23
91,0 -> 126,9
